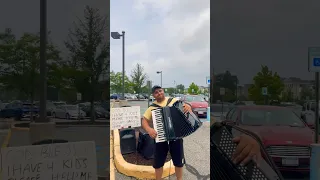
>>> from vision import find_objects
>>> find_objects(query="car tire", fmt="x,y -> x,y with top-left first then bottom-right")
66,113 -> 70,120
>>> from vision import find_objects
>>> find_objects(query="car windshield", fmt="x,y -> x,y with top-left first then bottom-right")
65,105 -> 77,110
211,104 -> 229,113
185,95 -> 205,102
241,108 -> 305,127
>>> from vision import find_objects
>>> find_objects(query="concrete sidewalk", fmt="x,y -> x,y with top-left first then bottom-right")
8,126 -> 109,178
115,121 -> 211,179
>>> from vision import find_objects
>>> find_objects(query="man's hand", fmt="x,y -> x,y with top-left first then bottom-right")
147,128 -> 157,139
232,134 -> 261,166
183,103 -> 192,114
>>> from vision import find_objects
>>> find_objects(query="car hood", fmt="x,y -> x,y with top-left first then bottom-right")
189,101 -> 208,108
239,125 -> 315,145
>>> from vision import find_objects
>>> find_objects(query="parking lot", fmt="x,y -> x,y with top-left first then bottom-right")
114,100 -> 210,179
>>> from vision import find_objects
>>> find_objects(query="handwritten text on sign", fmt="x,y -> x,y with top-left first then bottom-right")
1,141 -> 97,180
111,106 -> 141,130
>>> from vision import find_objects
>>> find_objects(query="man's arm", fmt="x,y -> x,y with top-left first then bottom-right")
142,117 -> 152,132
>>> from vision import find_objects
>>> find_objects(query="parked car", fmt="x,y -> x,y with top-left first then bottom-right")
81,105 -> 107,119
110,94 -> 121,100
181,95 -> 208,118
0,102 -> 39,120
52,105 -> 86,119
221,105 -> 315,173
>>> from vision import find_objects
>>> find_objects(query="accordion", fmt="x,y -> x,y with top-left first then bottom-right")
211,122 -> 284,180
151,100 -> 202,143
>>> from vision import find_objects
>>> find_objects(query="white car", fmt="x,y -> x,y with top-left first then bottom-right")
52,105 -> 86,119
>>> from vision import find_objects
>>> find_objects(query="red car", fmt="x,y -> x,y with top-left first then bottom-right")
181,95 -> 208,118
221,105 -> 318,173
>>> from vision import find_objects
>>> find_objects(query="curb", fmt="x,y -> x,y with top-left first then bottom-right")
110,131 -> 115,180
2,129 -> 12,148
11,123 -> 30,131
113,129 -> 175,179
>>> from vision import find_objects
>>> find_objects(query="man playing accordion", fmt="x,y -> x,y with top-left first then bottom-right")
142,85 -> 192,180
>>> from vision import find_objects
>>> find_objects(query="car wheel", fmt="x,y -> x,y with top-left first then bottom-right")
65,113 -> 70,120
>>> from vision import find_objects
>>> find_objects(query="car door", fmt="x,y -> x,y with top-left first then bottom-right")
56,106 -> 64,118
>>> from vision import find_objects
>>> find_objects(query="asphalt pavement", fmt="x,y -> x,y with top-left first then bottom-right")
114,100 -> 210,179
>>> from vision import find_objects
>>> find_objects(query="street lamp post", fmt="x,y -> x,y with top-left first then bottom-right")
39,0 -> 47,122
157,71 -> 162,87
111,31 -> 126,99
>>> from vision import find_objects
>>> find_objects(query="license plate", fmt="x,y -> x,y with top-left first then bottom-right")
198,111 -> 204,114
282,157 -> 299,166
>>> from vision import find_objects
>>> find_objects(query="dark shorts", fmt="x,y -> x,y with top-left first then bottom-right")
153,139 -> 185,169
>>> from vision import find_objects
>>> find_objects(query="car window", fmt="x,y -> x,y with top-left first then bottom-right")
240,108 -> 305,127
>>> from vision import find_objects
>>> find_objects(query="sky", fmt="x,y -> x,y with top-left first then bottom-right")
212,0 -> 320,85
110,0 -> 210,88
0,0 -> 108,58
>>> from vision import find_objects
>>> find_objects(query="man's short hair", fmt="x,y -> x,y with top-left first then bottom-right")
151,85 -> 162,94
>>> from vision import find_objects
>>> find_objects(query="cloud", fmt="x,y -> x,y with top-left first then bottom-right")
111,0 -> 210,88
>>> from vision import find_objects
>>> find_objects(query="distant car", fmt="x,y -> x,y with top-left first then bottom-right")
222,105 -> 314,173
110,94 -> 120,100
52,105 -> 86,120
0,102 -> 39,120
81,105 -> 107,119
181,95 -> 208,118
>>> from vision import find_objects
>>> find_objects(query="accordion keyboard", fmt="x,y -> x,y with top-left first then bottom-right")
152,109 -> 167,143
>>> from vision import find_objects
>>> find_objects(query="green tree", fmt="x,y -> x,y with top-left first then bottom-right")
248,65 -> 284,104
215,71 -> 238,94
166,88 -> 175,95
64,6 -> 109,122
188,82 -> 199,94
0,29 -> 60,103
176,84 -> 185,93
130,63 -> 148,94
281,89 -> 294,102
110,71 -> 132,93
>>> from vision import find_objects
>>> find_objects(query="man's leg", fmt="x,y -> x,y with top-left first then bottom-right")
153,142 -> 169,180
169,139 -> 184,180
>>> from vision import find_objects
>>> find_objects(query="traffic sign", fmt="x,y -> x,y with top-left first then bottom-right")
262,87 -> 268,95
308,47 -> 320,72
207,79 -> 210,84
220,88 -> 225,95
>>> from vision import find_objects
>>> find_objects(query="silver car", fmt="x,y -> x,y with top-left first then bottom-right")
52,105 -> 86,119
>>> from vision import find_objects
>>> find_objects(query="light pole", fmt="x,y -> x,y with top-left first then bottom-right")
39,0 -> 47,122
111,31 -> 125,100
157,71 -> 162,87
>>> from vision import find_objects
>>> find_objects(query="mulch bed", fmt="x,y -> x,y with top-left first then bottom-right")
123,152 -> 172,166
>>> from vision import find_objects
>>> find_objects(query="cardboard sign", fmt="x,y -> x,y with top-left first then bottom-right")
111,106 -> 141,130
1,141 -> 97,180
